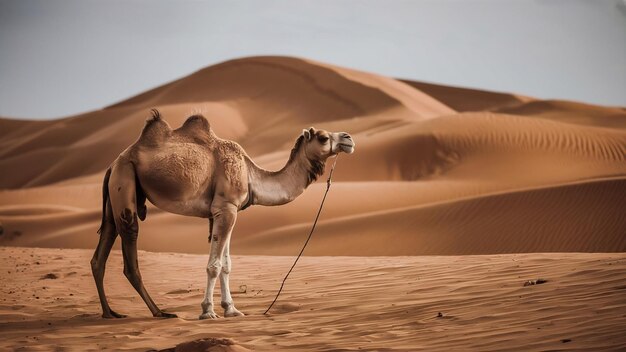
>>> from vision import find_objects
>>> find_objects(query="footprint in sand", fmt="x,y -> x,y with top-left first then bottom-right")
271,303 -> 300,314
166,289 -> 189,295
154,337 -> 251,352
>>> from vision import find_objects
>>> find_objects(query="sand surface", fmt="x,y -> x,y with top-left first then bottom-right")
1,56 -> 625,255
2,247 -> 626,351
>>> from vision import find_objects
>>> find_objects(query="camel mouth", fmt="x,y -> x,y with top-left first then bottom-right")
337,143 -> 355,154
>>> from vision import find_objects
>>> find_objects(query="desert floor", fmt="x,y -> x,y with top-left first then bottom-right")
1,247 -> 625,351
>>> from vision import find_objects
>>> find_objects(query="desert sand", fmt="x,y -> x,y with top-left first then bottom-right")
1,247 -> 626,351
1,56 -> 625,350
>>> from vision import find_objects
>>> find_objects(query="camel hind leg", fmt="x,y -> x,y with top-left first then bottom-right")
91,169 -> 125,318
108,158 -> 176,318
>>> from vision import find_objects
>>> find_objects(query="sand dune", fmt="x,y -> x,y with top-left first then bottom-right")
1,55 -> 625,256
240,178 -> 626,256
400,79 -> 530,112
1,247 -> 625,351
492,100 -> 626,129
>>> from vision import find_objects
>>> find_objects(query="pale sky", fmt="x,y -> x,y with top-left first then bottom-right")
1,0 -> 625,119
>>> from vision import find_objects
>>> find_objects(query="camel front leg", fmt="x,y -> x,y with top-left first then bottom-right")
200,231 -> 222,319
220,241 -> 244,317
200,203 -> 237,320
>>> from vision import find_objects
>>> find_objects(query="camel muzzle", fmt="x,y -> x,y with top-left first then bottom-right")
336,133 -> 355,154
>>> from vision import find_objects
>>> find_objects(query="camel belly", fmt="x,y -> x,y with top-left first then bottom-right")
139,179 -> 213,218
135,143 -> 215,216
149,195 -> 213,218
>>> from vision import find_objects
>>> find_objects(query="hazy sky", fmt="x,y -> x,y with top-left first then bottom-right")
1,0 -> 625,119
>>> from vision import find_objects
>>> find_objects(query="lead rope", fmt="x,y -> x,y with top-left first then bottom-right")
263,153 -> 339,315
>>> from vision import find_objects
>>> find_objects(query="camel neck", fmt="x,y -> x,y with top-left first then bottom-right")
244,145 -> 323,207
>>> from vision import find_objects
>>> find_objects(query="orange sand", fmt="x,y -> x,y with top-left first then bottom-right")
1,247 -> 625,351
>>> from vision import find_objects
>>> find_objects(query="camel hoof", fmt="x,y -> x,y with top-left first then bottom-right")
199,311 -> 220,320
155,311 -> 178,318
102,310 -> 127,319
224,307 -> 245,318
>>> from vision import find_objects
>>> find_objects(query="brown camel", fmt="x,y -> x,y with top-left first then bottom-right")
91,109 -> 355,319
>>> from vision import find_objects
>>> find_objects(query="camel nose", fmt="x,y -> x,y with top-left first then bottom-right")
340,132 -> 352,140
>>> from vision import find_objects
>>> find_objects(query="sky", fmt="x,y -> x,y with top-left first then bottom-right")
1,0 -> 625,120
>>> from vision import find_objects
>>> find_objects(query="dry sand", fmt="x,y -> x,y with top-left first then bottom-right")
1,56 -> 625,350
1,247 -> 625,351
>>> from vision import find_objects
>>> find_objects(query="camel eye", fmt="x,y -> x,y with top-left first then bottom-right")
317,135 -> 329,143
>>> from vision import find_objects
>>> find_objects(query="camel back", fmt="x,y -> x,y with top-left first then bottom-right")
136,109 -> 245,188
138,109 -> 213,146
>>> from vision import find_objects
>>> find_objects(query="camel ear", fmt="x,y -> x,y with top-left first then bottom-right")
303,127 -> 315,140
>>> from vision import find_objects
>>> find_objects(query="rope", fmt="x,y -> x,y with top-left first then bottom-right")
263,154 -> 339,315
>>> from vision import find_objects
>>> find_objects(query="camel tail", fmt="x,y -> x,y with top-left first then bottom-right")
97,167 -> 112,235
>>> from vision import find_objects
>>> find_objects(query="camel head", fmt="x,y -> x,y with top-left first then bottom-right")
301,127 -> 355,160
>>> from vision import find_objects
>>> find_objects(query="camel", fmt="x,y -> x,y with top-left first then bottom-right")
91,109 -> 355,319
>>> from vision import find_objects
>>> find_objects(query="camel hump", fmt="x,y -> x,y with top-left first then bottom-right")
139,109 -> 172,145
173,114 -> 212,142
181,114 -> 211,132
